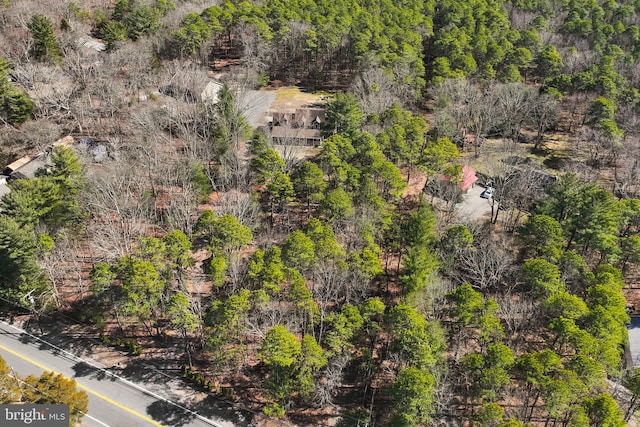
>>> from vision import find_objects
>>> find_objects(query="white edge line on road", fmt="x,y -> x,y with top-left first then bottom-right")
83,412 -> 111,427
0,320 -> 226,427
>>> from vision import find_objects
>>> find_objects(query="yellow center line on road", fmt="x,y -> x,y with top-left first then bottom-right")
0,343 -> 163,427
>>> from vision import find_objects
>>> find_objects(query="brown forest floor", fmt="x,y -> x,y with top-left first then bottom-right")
5,86 -> 640,426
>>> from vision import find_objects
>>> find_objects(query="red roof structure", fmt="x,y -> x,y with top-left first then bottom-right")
460,165 -> 478,191
439,165 -> 478,192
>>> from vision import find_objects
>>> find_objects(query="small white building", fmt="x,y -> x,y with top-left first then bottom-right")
0,175 -> 10,201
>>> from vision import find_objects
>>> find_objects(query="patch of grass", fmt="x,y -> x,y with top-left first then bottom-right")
526,133 -> 572,172
272,86 -> 331,106
268,86 -> 332,112
274,87 -> 306,101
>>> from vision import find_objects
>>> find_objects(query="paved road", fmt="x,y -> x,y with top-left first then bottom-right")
0,321 -> 238,427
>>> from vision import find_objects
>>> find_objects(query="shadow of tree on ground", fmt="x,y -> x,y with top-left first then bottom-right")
147,394 -> 255,427
71,361 -> 117,382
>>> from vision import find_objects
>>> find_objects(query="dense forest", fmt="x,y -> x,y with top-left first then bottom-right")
3,0 -> 640,426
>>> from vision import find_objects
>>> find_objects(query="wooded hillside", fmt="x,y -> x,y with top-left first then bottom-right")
2,0 -> 640,426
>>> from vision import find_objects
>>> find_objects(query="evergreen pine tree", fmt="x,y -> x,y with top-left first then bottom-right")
28,14 -> 63,63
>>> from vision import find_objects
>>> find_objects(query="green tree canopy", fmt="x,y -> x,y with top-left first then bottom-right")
390,367 -> 436,427
421,137 -> 460,177
581,393 -> 625,427
519,214 -> 565,261
28,15 -> 62,63
536,45 -> 563,78
520,258 -> 564,299
23,371 -> 88,425
281,230 -> 316,270
259,324 -> 301,368
194,211 -> 252,252
292,161 -> 326,212
320,187 -> 354,222
0,58 -> 34,126
387,304 -> 445,369
322,93 -> 365,139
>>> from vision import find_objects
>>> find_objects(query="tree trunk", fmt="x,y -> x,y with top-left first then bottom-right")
183,329 -> 193,368
491,202 -> 500,224
566,229 -> 576,250
521,384 -> 532,420
529,390 -> 541,421
625,395 -> 638,421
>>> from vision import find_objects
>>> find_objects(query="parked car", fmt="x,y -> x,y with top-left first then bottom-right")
480,187 -> 494,199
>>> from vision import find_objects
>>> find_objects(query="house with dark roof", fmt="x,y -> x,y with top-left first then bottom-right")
268,108 -> 325,146
0,136 -> 75,200
4,152 -> 49,180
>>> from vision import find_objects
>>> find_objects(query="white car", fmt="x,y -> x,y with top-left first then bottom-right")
480,187 -> 494,199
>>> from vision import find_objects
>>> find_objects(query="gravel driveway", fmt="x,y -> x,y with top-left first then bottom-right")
239,90 -> 277,128
456,185 -> 493,222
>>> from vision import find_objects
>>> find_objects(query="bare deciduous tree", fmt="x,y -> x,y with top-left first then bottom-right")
351,67 -> 401,115
430,78 -> 475,146
83,160 -> 157,259
238,21 -> 272,85
315,354 -> 351,407
493,82 -> 535,142
37,231 -> 91,307
310,261 -> 349,342
573,125 -> 622,170
453,236 -> 516,292
499,166 -> 548,231
530,93 -> 560,149
160,61 -> 211,104
496,294 -> 538,352
615,135 -> 640,197
10,119 -> 62,152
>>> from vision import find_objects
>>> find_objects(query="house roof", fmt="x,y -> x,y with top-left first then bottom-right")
460,165 -> 478,191
53,135 -> 74,148
439,165 -> 478,191
628,316 -> 640,367
79,37 -> 106,52
0,135 -> 76,200
10,153 -> 49,179
270,108 -> 325,127
5,156 -> 33,174
271,126 -> 323,140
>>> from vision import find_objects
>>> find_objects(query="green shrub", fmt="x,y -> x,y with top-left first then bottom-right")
263,402 -> 285,417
